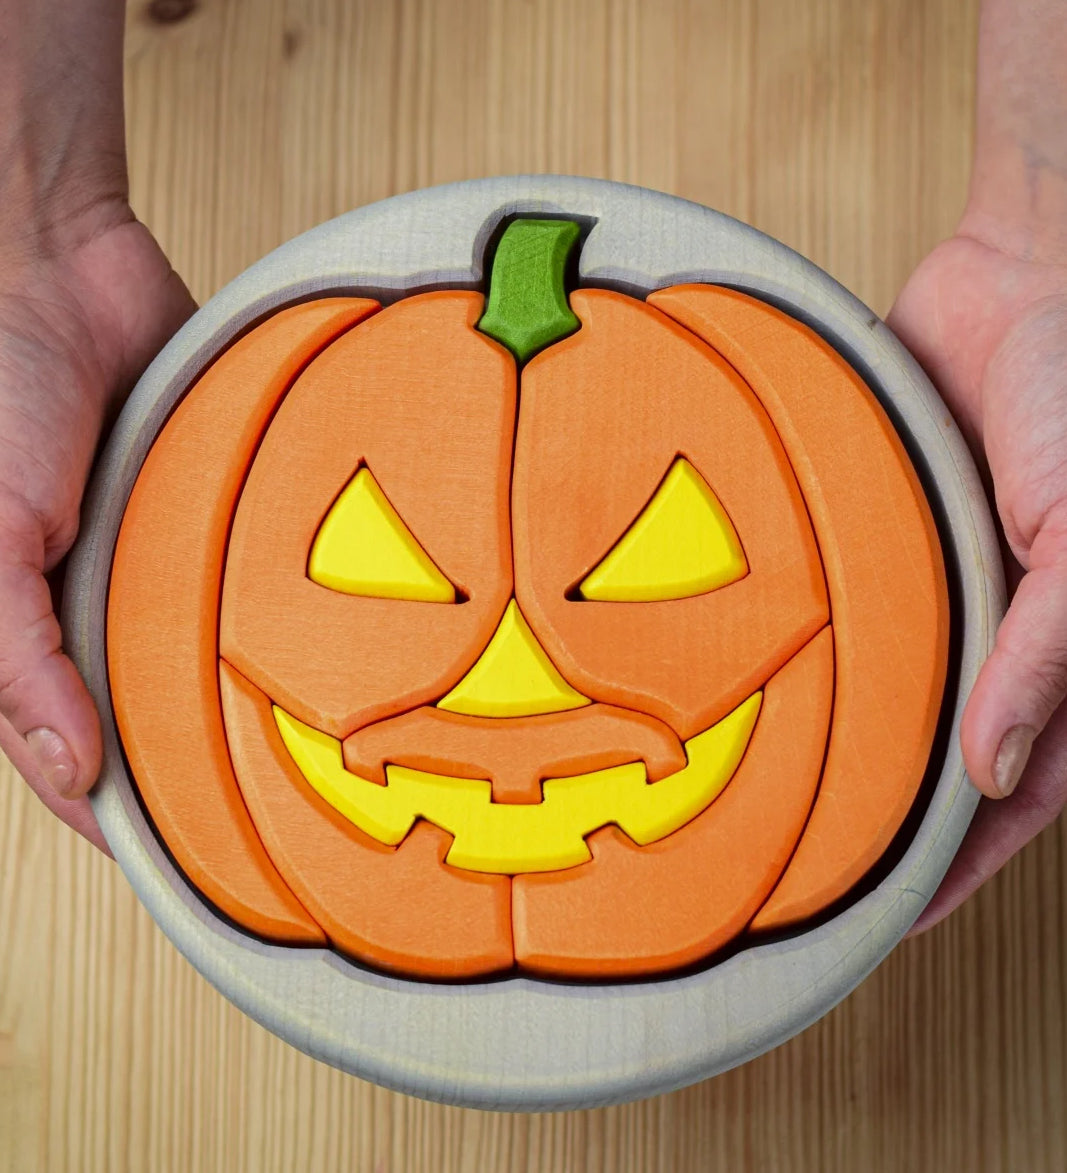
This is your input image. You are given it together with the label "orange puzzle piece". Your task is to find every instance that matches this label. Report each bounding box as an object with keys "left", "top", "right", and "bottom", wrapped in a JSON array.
[
  {"left": 220, "top": 291, "right": 516, "bottom": 739},
  {"left": 648, "top": 285, "right": 949, "bottom": 928},
  {"left": 342, "top": 703, "right": 688, "bottom": 804},
  {"left": 108, "top": 298, "right": 378, "bottom": 942},
  {"left": 512, "top": 629, "right": 834, "bottom": 978},
  {"left": 513, "top": 288, "right": 829, "bottom": 741},
  {"left": 219, "top": 662, "right": 513, "bottom": 978}
]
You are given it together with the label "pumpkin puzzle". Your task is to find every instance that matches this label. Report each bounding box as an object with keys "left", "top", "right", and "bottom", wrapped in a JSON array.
[{"left": 105, "top": 217, "right": 949, "bottom": 982}]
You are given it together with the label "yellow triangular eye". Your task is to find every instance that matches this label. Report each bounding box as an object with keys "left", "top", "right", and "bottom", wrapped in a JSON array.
[
  {"left": 308, "top": 467, "right": 456, "bottom": 602},
  {"left": 578, "top": 459, "right": 747, "bottom": 602}
]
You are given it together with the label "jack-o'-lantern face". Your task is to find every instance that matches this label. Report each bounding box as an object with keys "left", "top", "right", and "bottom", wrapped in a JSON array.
[{"left": 107, "top": 220, "right": 949, "bottom": 980}]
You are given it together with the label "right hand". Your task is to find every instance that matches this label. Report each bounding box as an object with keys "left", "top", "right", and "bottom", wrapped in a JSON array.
[
  {"left": 888, "top": 231, "right": 1067, "bottom": 932},
  {"left": 0, "top": 202, "right": 195, "bottom": 850}
]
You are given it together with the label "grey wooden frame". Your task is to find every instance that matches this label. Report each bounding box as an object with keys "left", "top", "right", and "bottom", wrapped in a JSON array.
[{"left": 63, "top": 176, "right": 1004, "bottom": 1111}]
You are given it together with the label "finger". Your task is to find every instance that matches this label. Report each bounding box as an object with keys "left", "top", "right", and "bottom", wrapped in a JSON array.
[
  {"left": 39, "top": 790, "right": 110, "bottom": 854},
  {"left": 0, "top": 530, "right": 102, "bottom": 800},
  {"left": 908, "top": 699, "right": 1067, "bottom": 934},
  {"left": 960, "top": 555, "right": 1067, "bottom": 798},
  {"left": 2, "top": 724, "right": 110, "bottom": 854}
]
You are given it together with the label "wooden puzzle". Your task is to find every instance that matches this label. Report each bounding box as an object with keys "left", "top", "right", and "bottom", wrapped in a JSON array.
[{"left": 66, "top": 177, "right": 1003, "bottom": 1109}]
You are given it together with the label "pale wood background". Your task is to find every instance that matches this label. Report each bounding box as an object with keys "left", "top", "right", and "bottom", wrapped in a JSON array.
[{"left": 3, "top": 0, "right": 1065, "bottom": 1170}]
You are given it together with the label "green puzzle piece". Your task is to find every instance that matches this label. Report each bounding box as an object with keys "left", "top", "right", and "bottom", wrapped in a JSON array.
[{"left": 477, "top": 219, "right": 581, "bottom": 363}]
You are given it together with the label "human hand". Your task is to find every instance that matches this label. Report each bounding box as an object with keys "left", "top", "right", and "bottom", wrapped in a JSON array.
[
  {"left": 0, "top": 206, "right": 195, "bottom": 850},
  {"left": 887, "top": 231, "right": 1067, "bottom": 931}
]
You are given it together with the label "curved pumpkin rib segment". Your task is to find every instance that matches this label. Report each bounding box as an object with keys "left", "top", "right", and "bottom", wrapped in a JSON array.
[
  {"left": 511, "top": 629, "right": 834, "bottom": 978},
  {"left": 650, "top": 285, "right": 950, "bottom": 929},
  {"left": 220, "top": 291, "right": 516, "bottom": 739},
  {"left": 108, "top": 299, "right": 379, "bottom": 942},
  {"left": 512, "top": 289, "right": 828, "bottom": 742},
  {"left": 219, "top": 662, "right": 514, "bottom": 979}
]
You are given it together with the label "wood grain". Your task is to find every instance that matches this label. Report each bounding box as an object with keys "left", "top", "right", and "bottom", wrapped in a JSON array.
[{"left": 6, "top": 0, "right": 1066, "bottom": 1169}]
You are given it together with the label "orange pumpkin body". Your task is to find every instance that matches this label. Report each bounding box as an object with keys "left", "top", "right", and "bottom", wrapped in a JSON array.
[{"left": 107, "top": 279, "right": 948, "bottom": 980}]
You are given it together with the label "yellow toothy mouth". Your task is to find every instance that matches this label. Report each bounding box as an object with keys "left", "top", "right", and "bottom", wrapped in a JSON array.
[{"left": 273, "top": 692, "right": 762, "bottom": 874}]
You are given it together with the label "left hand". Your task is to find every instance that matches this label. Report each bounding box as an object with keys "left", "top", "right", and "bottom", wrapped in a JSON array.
[
  {"left": 0, "top": 204, "right": 195, "bottom": 851},
  {"left": 887, "top": 230, "right": 1067, "bottom": 931}
]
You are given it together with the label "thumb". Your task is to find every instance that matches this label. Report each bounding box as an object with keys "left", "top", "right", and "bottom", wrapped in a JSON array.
[
  {"left": 961, "top": 543, "right": 1067, "bottom": 799},
  {"left": 0, "top": 518, "right": 102, "bottom": 800}
]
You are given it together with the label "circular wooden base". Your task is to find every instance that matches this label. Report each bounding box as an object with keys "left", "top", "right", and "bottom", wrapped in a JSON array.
[{"left": 64, "top": 176, "right": 1003, "bottom": 1110}]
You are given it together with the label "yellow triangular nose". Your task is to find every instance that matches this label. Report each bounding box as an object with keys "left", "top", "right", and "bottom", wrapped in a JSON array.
[{"left": 436, "top": 600, "right": 590, "bottom": 718}]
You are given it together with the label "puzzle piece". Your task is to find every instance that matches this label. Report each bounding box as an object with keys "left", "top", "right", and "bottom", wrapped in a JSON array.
[
  {"left": 342, "top": 702, "right": 688, "bottom": 803},
  {"left": 512, "top": 628, "right": 833, "bottom": 978},
  {"left": 436, "top": 599, "right": 590, "bottom": 718},
  {"left": 107, "top": 299, "right": 379, "bottom": 942},
  {"left": 274, "top": 689, "right": 759, "bottom": 874},
  {"left": 648, "top": 285, "right": 949, "bottom": 928},
  {"left": 578, "top": 457, "right": 748, "bottom": 601},
  {"left": 476, "top": 219, "right": 581, "bottom": 362},
  {"left": 512, "top": 287, "right": 829, "bottom": 742},
  {"left": 220, "top": 291, "right": 517, "bottom": 739},
  {"left": 219, "top": 661, "right": 513, "bottom": 978},
  {"left": 308, "top": 466, "right": 458, "bottom": 602}
]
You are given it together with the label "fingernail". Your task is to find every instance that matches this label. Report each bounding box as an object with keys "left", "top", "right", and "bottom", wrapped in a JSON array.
[
  {"left": 25, "top": 727, "right": 78, "bottom": 796},
  {"left": 992, "top": 724, "right": 1036, "bottom": 797}
]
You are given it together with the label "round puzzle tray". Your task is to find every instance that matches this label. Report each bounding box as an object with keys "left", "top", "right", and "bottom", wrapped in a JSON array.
[{"left": 64, "top": 176, "right": 1004, "bottom": 1110}]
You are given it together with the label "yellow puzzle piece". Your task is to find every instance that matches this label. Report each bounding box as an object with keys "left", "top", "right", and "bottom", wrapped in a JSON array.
[
  {"left": 308, "top": 466, "right": 456, "bottom": 602},
  {"left": 273, "top": 692, "right": 761, "bottom": 873},
  {"left": 580, "top": 457, "right": 748, "bottom": 601}
]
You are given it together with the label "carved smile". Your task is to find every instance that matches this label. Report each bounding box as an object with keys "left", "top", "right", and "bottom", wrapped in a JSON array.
[{"left": 273, "top": 692, "right": 762, "bottom": 874}]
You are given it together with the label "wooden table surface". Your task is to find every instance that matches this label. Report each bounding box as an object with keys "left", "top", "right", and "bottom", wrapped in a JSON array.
[{"left": 3, "top": 1, "right": 1066, "bottom": 1169}]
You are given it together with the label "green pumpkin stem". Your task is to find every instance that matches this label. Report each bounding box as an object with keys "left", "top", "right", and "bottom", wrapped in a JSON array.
[{"left": 477, "top": 219, "right": 581, "bottom": 363}]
